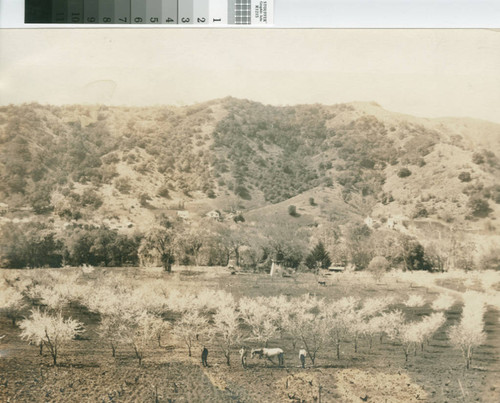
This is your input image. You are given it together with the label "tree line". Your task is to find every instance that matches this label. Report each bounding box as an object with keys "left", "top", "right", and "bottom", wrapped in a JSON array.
[{"left": 2, "top": 217, "right": 481, "bottom": 273}]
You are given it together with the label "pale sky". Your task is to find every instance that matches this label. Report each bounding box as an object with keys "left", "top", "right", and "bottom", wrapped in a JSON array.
[{"left": 1, "top": 29, "right": 499, "bottom": 123}]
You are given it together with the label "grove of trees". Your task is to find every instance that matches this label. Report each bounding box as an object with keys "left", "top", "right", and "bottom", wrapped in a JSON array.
[{"left": 2, "top": 269, "right": 489, "bottom": 372}]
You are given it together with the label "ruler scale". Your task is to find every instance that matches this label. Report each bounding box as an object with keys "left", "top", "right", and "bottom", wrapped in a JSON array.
[
  {"left": 52, "top": 0, "right": 67, "bottom": 23},
  {"left": 209, "top": 0, "right": 227, "bottom": 24},
  {"left": 68, "top": 0, "right": 84, "bottom": 23},
  {"left": 114, "top": 0, "right": 131, "bottom": 23},
  {"left": 98, "top": 0, "right": 114, "bottom": 24},
  {"left": 84, "top": 0, "right": 99, "bottom": 23},
  {"left": 161, "top": 0, "right": 178, "bottom": 24},
  {"left": 25, "top": 0, "right": 52, "bottom": 23},
  {"left": 25, "top": 0, "right": 273, "bottom": 25},
  {"left": 131, "top": 0, "right": 147, "bottom": 24},
  {"left": 193, "top": 0, "right": 209, "bottom": 25},
  {"left": 146, "top": 0, "right": 162, "bottom": 24},
  {"left": 179, "top": 0, "right": 194, "bottom": 25}
]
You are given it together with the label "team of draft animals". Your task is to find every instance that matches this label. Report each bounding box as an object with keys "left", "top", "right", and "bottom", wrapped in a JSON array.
[{"left": 201, "top": 346, "right": 303, "bottom": 368}]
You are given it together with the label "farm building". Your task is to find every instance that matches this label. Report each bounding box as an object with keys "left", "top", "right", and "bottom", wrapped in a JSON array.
[
  {"left": 206, "top": 210, "right": 222, "bottom": 221},
  {"left": 177, "top": 210, "right": 189, "bottom": 220}
]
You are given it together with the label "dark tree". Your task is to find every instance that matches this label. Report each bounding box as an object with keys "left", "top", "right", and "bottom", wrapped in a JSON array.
[{"left": 305, "top": 241, "right": 331, "bottom": 270}]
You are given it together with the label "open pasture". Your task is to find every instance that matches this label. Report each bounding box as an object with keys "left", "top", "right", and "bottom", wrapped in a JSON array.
[{"left": 1, "top": 266, "right": 500, "bottom": 402}]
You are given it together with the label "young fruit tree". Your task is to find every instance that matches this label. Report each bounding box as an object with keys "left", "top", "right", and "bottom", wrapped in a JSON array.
[
  {"left": 418, "top": 312, "right": 446, "bottom": 352},
  {"left": 266, "top": 295, "right": 293, "bottom": 341},
  {"left": 0, "top": 286, "right": 26, "bottom": 326},
  {"left": 295, "top": 310, "right": 328, "bottom": 366},
  {"left": 361, "top": 315, "right": 385, "bottom": 350},
  {"left": 280, "top": 300, "right": 305, "bottom": 350},
  {"left": 396, "top": 312, "right": 446, "bottom": 361},
  {"left": 289, "top": 295, "right": 327, "bottom": 366},
  {"left": 404, "top": 294, "right": 426, "bottom": 308},
  {"left": 448, "top": 294, "right": 487, "bottom": 369},
  {"left": 19, "top": 308, "right": 84, "bottom": 366},
  {"left": 239, "top": 297, "right": 279, "bottom": 346},
  {"left": 98, "top": 313, "right": 132, "bottom": 358},
  {"left": 431, "top": 294, "right": 455, "bottom": 311},
  {"left": 124, "top": 311, "right": 165, "bottom": 366},
  {"left": 357, "top": 297, "right": 394, "bottom": 350},
  {"left": 379, "top": 309, "right": 406, "bottom": 344},
  {"left": 172, "top": 309, "right": 209, "bottom": 356},
  {"left": 212, "top": 303, "right": 241, "bottom": 366},
  {"left": 326, "top": 297, "right": 358, "bottom": 359},
  {"left": 397, "top": 321, "right": 422, "bottom": 362}
]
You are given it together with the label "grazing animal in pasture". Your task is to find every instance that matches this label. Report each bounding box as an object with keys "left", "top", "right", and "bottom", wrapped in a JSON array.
[
  {"left": 251, "top": 347, "right": 285, "bottom": 366},
  {"left": 201, "top": 347, "right": 209, "bottom": 367},
  {"left": 239, "top": 347, "right": 248, "bottom": 368},
  {"left": 299, "top": 348, "right": 307, "bottom": 368}
]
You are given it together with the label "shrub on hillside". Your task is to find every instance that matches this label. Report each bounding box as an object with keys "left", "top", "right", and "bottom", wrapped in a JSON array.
[
  {"left": 114, "top": 177, "right": 132, "bottom": 194},
  {"left": 157, "top": 185, "right": 170, "bottom": 198},
  {"left": 458, "top": 171, "right": 472, "bottom": 182},
  {"left": 397, "top": 168, "right": 412, "bottom": 178},
  {"left": 479, "top": 247, "right": 500, "bottom": 271},
  {"left": 233, "top": 213, "right": 245, "bottom": 223},
  {"left": 467, "top": 197, "right": 491, "bottom": 218},
  {"left": 472, "top": 152, "right": 485, "bottom": 164},
  {"left": 411, "top": 203, "right": 428, "bottom": 219}
]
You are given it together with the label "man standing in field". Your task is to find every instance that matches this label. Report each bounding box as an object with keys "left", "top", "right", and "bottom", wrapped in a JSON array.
[
  {"left": 239, "top": 347, "right": 248, "bottom": 368},
  {"left": 299, "top": 348, "right": 307, "bottom": 368},
  {"left": 201, "top": 347, "right": 209, "bottom": 367}
]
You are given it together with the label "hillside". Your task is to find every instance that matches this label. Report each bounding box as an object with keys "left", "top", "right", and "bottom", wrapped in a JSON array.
[{"left": 0, "top": 98, "right": 499, "bottom": 269}]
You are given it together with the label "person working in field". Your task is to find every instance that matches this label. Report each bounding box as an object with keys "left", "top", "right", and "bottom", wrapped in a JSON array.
[
  {"left": 201, "top": 347, "right": 208, "bottom": 367},
  {"left": 299, "top": 348, "right": 307, "bottom": 368},
  {"left": 239, "top": 347, "right": 248, "bottom": 368}
]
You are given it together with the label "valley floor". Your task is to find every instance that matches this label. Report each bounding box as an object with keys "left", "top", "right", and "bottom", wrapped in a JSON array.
[{"left": 1, "top": 267, "right": 499, "bottom": 402}]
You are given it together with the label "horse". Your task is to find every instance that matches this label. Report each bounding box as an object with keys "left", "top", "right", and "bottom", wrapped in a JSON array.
[{"left": 251, "top": 347, "right": 284, "bottom": 366}]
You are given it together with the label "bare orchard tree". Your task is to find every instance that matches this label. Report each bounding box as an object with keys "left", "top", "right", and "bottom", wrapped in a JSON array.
[
  {"left": 124, "top": 311, "right": 165, "bottom": 366},
  {"left": 212, "top": 303, "right": 242, "bottom": 366},
  {"left": 0, "top": 286, "right": 26, "bottom": 326},
  {"left": 290, "top": 295, "right": 327, "bottom": 366},
  {"left": 98, "top": 312, "right": 132, "bottom": 358},
  {"left": 239, "top": 297, "right": 279, "bottom": 347},
  {"left": 325, "top": 297, "right": 358, "bottom": 359},
  {"left": 352, "top": 297, "right": 393, "bottom": 353},
  {"left": 295, "top": 310, "right": 328, "bottom": 367},
  {"left": 172, "top": 309, "right": 209, "bottom": 356},
  {"left": 19, "top": 308, "right": 84, "bottom": 366},
  {"left": 448, "top": 292, "right": 487, "bottom": 369}
]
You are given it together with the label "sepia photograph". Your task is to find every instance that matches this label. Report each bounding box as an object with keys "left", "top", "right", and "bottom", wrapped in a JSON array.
[{"left": 0, "top": 28, "right": 500, "bottom": 402}]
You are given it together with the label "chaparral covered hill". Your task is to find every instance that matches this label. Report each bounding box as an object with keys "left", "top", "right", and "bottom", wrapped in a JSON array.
[{"left": 0, "top": 98, "right": 499, "bottom": 269}]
